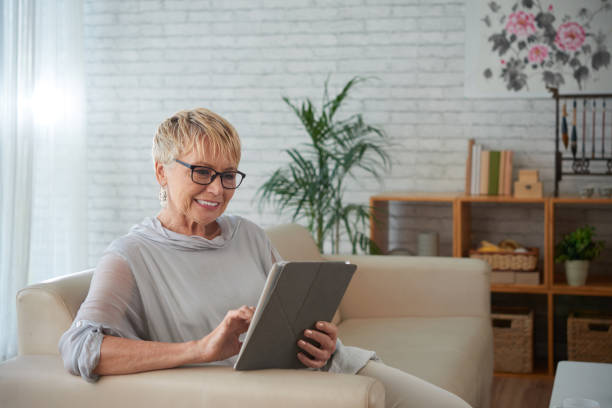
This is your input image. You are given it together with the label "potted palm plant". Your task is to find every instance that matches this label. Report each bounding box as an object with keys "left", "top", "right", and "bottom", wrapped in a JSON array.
[
  {"left": 554, "top": 225, "right": 605, "bottom": 286},
  {"left": 257, "top": 76, "right": 390, "bottom": 254}
]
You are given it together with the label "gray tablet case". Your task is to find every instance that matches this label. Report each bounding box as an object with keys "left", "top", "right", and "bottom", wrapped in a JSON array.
[{"left": 234, "top": 261, "right": 356, "bottom": 370}]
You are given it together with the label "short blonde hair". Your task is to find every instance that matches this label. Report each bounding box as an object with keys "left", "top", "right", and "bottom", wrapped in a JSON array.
[{"left": 152, "top": 108, "right": 241, "bottom": 166}]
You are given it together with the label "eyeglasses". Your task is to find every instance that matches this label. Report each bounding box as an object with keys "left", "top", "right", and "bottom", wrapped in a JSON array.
[{"left": 175, "top": 159, "right": 246, "bottom": 189}]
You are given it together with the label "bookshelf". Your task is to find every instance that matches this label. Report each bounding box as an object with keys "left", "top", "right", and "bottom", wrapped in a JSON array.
[{"left": 369, "top": 193, "right": 612, "bottom": 378}]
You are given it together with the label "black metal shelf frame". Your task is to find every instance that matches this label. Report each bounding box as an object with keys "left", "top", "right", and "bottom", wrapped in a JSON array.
[{"left": 549, "top": 88, "right": 612, "bottom": 196}]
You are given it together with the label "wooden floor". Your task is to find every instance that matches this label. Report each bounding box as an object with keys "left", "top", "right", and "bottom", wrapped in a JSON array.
[{"left": 491, "top": 376, "right": 554, "bottom": 408}]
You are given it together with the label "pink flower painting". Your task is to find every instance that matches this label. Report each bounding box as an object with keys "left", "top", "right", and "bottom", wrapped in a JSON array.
[
  {"left": 505, "top": 11, "right": 536, "bottom": 37},
  {"left": 483, "top": 0, "right": 611, "bottom": 91},
  {"left": 528, "top": 45, "right": 549, "bottom": 63},
  {"left": 555, "top": 22, "right": 586, "bottom": 51}
]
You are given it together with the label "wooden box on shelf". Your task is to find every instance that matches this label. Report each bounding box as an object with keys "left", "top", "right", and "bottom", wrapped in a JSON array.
[
  {"left": 492, "top": 307, "right": 534, "bottom": 373},
  {"left": 491, "top": 270, "right": 540, "bottom": 285},
  {"left": 491, "top": 270, "right": 514, "bottom": 284},
  {"left": 567, "top": 312, "right": 612, "bottom": 363},
  {"left": 514, "top": 271, "right": 540, "bottom": 285},
  {"left": 514, "top": 169, "right": 542, "bottom": 198}
]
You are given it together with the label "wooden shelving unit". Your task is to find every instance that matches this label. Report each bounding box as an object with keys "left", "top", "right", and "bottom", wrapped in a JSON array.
[
  {"left": 493, "top": 359, "right": 550, "bottom": 379},
  {"left": 550, "top": 197, "right": 612, "bottom": 295},
  {"left": 370, "top": 193, "right": 612, "bottom": 378}
]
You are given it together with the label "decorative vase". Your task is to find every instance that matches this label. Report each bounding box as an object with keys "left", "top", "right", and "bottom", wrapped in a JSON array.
[
  {"left": 565, "top": 260, "right": 589, "bottom": 286},
  {"left": 417, "top": 232, "right": 439, "bottom": 256}
]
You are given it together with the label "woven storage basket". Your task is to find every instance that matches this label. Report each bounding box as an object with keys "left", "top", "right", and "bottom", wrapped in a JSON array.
[
  {"left": 469, "top": 247, "right": 538, "bottom": 271},
  {"left": 492, "top": 307, "right": 533, "bottom": 373},
  {"left": 567, "top": 312, "right": 612, "bottom": 363}
]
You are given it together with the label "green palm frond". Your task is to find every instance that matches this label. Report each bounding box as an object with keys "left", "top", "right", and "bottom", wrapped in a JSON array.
[
  {"left": 257, "top": 76, "right": 391, "bottom": 254},
  {"left": 324, "top": 76, "right": 365, "bottom": 121}
]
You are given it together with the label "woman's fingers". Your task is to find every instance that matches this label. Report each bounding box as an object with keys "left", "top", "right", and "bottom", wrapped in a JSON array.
[
  {"left": 314, "top": 321, "right": 338, "bottom": 340},
  {"left": 297, "top": 351, "right": 327, "bottom": 369},
  {"left": 302, "top": 328, "right": 335, "bottom": 352},
  {"left": 297, "top": 338, "right": 331, "bottom": 362},
  {"left": 296, "top": 322, "right": 338, "bottom": 368},
  {"left": 234, "top": 305, "right": 254, "bottom": 317},
  {"left": 198, "top": 306, "right": 256, "bottom": 363},
  {"left": 224, "top": 306, "right": 255, "bottom": 331},
  {"left": 237, "top": 305, "right": 255, "bottom": 322}
]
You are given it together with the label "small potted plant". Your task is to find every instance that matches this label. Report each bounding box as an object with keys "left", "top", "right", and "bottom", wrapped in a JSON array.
[{"left": 555, "top": 225, "right": 605, "bottom": 286}]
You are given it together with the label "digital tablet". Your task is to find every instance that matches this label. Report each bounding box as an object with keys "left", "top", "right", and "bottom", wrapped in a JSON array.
[{"left": 234, "top": 261, "right": 356, "bottom": 370}]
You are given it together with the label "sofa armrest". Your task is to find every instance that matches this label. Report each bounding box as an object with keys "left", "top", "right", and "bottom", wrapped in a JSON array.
[
  {"left": 324, "top": 255, "right": 490, "bottom": 319},
  {"left": 17, "top": 270, "right": 93, "bottom": 355},
  {"left": 0, "top": 355, "right": 385, "bottom": 408}
]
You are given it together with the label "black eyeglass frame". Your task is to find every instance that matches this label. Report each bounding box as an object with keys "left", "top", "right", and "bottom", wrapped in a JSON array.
[{"left": 175, "top": 159, "right": 246, "bottom": 189}]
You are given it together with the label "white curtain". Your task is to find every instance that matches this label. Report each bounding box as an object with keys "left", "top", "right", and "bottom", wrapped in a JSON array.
[{"left": 1, "top": 0, "right": 87, "bottom": 362}]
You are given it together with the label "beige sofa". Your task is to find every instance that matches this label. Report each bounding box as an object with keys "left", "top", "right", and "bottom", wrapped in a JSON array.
[{"left": 0, "top": 223, "right": 493, "bottom": 408}]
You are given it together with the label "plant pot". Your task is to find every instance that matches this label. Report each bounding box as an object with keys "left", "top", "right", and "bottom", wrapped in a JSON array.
[{"left": 565, "top": 260, "right": 589, "bottom": 286}]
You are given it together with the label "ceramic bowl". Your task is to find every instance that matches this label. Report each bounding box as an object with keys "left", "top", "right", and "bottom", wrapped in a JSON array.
[
  {"left": 386, "top": 248, "right": 414, "bottom": 256},
  {"left": 598, "top": 187, "right": 612, "bottom": 198},
  {"left": 579, "top": 186, "right": 594, "bottom": 198},
  {"left": 559, "top": 397, "right": 600, "bottom": 408}
]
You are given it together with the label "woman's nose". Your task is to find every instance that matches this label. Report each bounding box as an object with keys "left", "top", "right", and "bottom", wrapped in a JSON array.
[{"left": 206, "top": 175, "right": 224, "bottom": 194}]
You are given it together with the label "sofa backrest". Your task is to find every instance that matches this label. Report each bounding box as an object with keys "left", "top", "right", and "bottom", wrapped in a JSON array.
[
  {"left": 265, "top": 223, "right": 323, "bottom": 261},
  {"left": 329, "top": 254, "right": 491, "bottom": 319}
]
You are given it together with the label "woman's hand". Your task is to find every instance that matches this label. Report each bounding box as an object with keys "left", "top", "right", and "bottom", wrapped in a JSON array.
[
  {"left": 196, "top": 305, "right": 254, "bottom": 363},
  {"left": 297, "top": 321, "right": 338, "bottom": 369}
]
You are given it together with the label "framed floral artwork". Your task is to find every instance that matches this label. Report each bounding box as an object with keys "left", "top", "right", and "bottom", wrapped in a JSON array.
[{"left": 465, "top": 0, "right": 612, "bottom": 97}]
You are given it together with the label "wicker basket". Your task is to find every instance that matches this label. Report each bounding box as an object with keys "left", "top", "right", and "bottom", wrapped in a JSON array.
[
  {"left": 469, "top": 247, "right": 538, "bottom": 271},
  {"left": 567, "top": 312, "right": 612, "bottom": 363},
  {"left": 492, "top": 307, "right": 533, "bottom": 373}
]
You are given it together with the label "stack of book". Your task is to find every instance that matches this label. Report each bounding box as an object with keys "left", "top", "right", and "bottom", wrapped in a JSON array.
[{"left": 465, "top": 140, "right": 513, "bottom": 196}]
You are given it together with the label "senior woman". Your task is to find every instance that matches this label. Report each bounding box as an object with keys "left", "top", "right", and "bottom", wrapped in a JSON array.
[{"left": 59, "top": 108, "right": 470, "bottom": 408}]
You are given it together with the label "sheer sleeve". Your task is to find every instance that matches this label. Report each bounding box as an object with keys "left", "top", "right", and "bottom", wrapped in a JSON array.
[{"left": 58, "top": 252, "right": 146, "bottom": 382}]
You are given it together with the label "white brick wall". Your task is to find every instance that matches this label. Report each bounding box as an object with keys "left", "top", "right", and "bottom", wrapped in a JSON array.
[{"left": 83, "top": 0, "right": 609, "bottom": 264}]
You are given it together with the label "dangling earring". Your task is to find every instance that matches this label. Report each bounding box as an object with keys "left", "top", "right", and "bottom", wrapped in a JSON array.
[{"left": 159, "top": 186, "right": 168, "bottom": 208}]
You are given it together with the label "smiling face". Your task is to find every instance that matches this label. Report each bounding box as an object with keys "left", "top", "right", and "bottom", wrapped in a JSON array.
[
  {"left": 152, "top": 108, "right": 242, "bottom": 238},
  {"left": 156, "top": 146, "right": 237, "bottom": 238}
]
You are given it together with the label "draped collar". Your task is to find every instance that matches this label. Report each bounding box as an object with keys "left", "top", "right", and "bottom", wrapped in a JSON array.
[{"left": 130, "top": 215, "right": 240, "bottom": 250}]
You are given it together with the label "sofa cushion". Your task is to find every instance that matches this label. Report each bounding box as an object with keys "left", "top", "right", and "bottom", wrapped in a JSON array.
[
  {"left": 338, "top": 316, "right": 492, "bottom": 408},
  {"left": 0, "top": 355, "right": 385, "bottom": 408}
]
